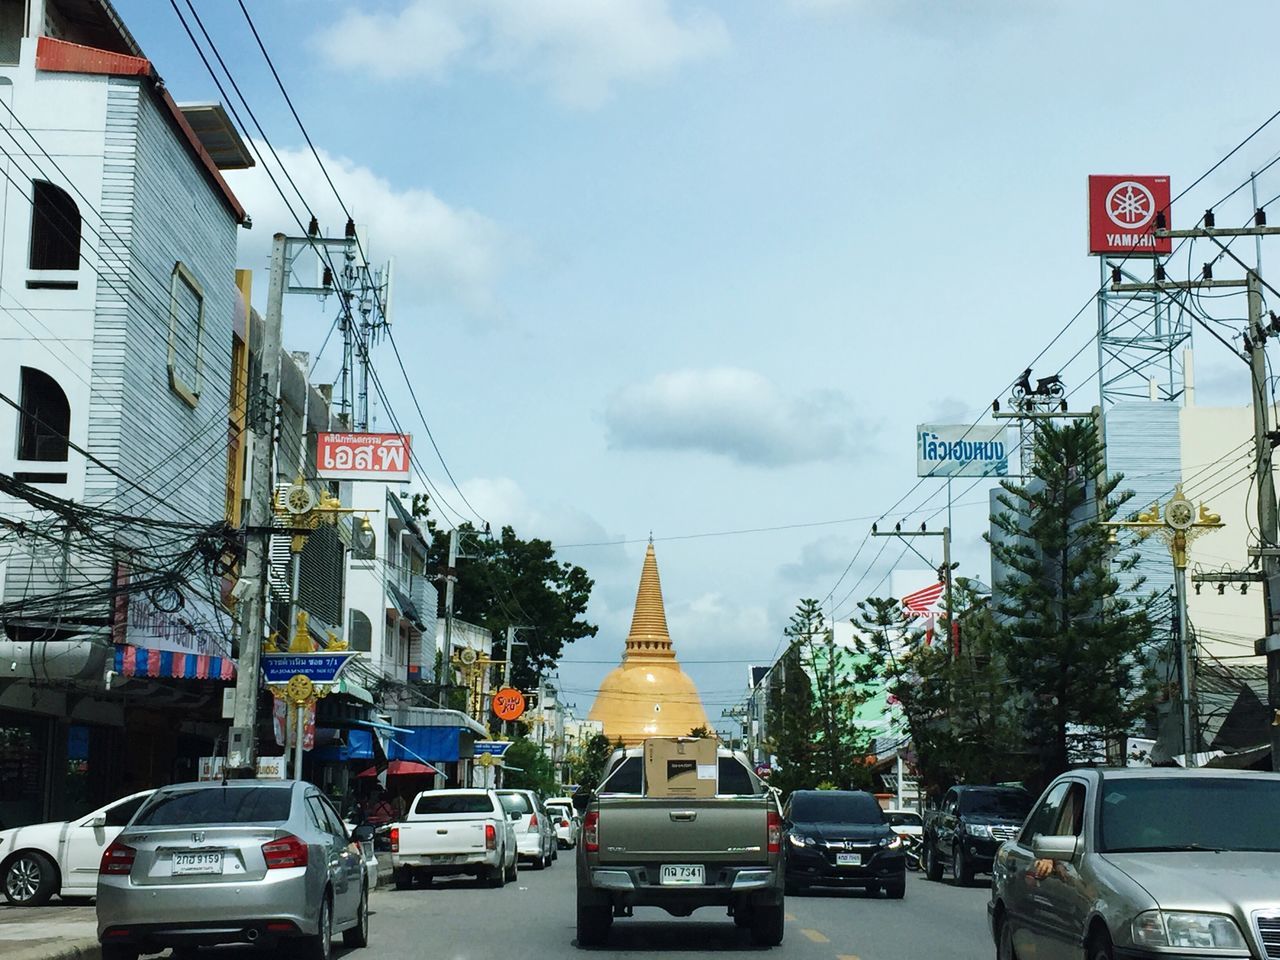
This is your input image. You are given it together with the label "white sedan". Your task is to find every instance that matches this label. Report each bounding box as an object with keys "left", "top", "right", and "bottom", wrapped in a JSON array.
[
  {"left": 0, "top": 790, "right": 153, "bottom": 905},
  {"left": 547, "top": 803, "right": 579, "bottom": 849}
]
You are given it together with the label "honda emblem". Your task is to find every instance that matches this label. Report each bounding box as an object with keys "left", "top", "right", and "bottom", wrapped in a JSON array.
[{"left": 192, "top": 832, "right": 205, "bottom": 844}]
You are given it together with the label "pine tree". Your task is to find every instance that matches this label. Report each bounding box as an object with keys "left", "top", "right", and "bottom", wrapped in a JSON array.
[{"left": 988, "top": 419, "right": 1154, "bottom": 790}]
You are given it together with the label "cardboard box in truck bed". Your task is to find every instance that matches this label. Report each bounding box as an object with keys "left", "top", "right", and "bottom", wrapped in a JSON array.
[{"left": 644, "top": 737, "right": 718, "bottom": 797}]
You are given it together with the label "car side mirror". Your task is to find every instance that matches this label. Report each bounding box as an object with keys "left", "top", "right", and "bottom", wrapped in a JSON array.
[
  {"left": 1031, "top": 834, "right": 1080, "bottom": 862},
  {"left": 351, "top": 824, "right": 376, "bottom": 843},
  {"left": 89, "top": 814, "right": 107, "bottom": 828},
  {"left": 572, "top": 793, "right": 591, "bottom": 814}
]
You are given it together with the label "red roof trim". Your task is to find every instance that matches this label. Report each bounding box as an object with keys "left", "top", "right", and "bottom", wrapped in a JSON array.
[{"left": 35, "top": 37, "right": 247, "bottom": 225}]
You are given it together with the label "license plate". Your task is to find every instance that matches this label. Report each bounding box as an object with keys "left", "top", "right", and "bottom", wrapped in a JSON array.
[
  {"left": 173, "top": 851, "right": 223, "bottom": 876},
  {"left": 835, "top": 852, "right": 862, "bottom": 866},
  {"left": 659, "top": 864, "right": 705, "bottom": 885}
]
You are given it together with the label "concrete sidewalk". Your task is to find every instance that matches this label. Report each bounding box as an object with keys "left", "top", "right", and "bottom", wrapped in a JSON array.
[{"left": 0, "top": 902, "right": 99, "bottom": 960}]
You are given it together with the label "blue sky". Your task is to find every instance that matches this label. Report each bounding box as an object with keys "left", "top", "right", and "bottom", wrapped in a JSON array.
[{"left": 116, "top": 0, "right": 1280, "bottom": 729}]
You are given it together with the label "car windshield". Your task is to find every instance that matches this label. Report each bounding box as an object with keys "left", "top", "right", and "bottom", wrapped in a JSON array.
[
  {"left": 134, "top": 787, "right": 292, "bottom": 826},
  {"left": 887, "top": 811, "right": 922, "bottom": 828},
  {"left": 414, "top": 794, "right": 494, "bottom": 815},
  {"left": 499, "top": 793, "right": 533, "bottom": 815},
  {"left": 1101, "top": 777, "right": 1280, "bottom": 852},
  {"left": 791, "top": 792, "right": 884, "bottom": 824},
  {"left": 960, "top": 791, "right": 1032, "bottom": 819}
]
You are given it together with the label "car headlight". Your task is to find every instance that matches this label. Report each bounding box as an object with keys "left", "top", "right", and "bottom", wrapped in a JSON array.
[
  {"left": 966, "top": 824, "right": 993, "bottom": 839},
  {"left": 879, "top": 835, "right": 903, "bottom": 850},
  {"left": 1132, "top": 911, "right": 1249, "bottom": 952},
  {"left": 787, "top": 833, "right": 815, "bottom": 848}
]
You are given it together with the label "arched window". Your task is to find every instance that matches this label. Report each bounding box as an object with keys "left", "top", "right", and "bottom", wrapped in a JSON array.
[
  {"left": 30, "top": 180, "right": 81, "bottom": 271},
  {"left": 348, "top": 609, "right": 372, "bottom": 653},
  {"left": 17, "top": 366, "right": 69, "bottom": 462}
]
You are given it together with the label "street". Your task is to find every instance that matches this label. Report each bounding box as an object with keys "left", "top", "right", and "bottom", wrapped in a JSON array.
[{"left": 368, "top": 866, "right": 993, "bottom": 960}]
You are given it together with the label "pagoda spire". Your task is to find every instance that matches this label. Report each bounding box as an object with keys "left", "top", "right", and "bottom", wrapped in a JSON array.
[{"left": 624, "top": 542, "right": 675, "bottom": 659}]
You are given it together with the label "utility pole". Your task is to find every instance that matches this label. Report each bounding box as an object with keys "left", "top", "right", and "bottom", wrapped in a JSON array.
[
  {"left": 439, "top": 528, "right": 458, "bottom": 684},
  {"left": 228, "top": 234, "right": 286, "bottom": 772},
  {"left": 871, "top": 524, "right": 953, "bottom": 652}
]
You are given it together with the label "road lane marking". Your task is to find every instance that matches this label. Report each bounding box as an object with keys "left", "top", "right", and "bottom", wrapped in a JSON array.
[
  {"left": 838, "top": 955, "right": 861, "bottom": 960},
  {"left": 785, "top": 912, "right": 797, "bottom": 921},
  {"left": 800, "top": 929, "right": 829, "bottom": 943}
]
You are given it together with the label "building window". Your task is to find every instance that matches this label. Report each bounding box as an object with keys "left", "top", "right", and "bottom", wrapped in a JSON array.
[
  {"left": 29, "top": 180, "right": 81, "bottom": 271},
  {"left": 348, "top": 609, "right": 372, "bottom": 653},
  {"left": 167, "top": 262, "right": 204, "bottom": 407},
  {"left": 17, "top": 366, "right": 69, "bottom": 461},
  {"left": 0, "top": 0, "right": 23, "bottom": 65}
]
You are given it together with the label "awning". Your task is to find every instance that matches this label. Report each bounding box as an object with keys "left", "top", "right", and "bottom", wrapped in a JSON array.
[
  {"left": 387, "top": 582, "right": 423, "bottom": 627},
  {"left": 0, "top": 633, "right": 111, "bottom": 681},
  {"left": 114, "top": 643, "right": 235, "bottom": 680},
  {"left": 356, "top": 760, "right": 440, "bottom": 778},
  {"left": 389, "top": 727, "right": 465, "bottom": 763},
  {"left": 332, "top": 677, "right": 374, "bottom": 705},
  {"left": 311, "top": 728, "right": 378, "bottom": 762}
]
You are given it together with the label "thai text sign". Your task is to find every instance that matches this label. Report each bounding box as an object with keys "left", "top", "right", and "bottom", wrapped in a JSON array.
[
  {"left": 317, "top": 432, "right": 411, "bottom": 481},
  {"left": 112, "top": 567, "right": 233, "bottom": 659},
  {"left": 492, "top": 687, "right": 527, "bottom": 722},
  {"left": 917, "top": 424, "right": 1009, "bottom": 478},
  {"left": 1088, "top": 175, "right": 1172, "bottom": 256},
  {"left": 473, "top": 740, "right": 514, "bottom": 757},
  {"left": 262, "top": 652, "right": 358, "bottom": 685}
]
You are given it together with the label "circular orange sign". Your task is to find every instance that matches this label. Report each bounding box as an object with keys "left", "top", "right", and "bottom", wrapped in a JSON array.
[{"left": 492, "top": 687, "right": 527, "bottom": 722}]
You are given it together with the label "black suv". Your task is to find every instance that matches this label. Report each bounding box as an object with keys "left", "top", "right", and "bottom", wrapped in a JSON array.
[
  {"left": 782, "top": 790, "right": 906, "bottom": 898},
  {"left": 922, "top": 785, "right": 1032, "bottom": 885}
]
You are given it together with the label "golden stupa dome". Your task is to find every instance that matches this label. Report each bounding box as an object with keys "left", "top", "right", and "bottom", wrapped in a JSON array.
[{"left": 588, "top": 542, "right": 710, "bottom": 745}]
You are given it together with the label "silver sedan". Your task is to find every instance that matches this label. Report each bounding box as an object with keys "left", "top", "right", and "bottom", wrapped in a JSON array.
[
  {"left": 990, "top": 767, "right": 1280, "bottom": 960},
  {"left": 97, "top": 779, "right": 370, "bottom": 960}
]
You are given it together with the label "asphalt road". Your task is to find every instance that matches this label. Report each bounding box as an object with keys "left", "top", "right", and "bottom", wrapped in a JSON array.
[{"left": 362, "top": 858, "right": 995, "bottom": 960}]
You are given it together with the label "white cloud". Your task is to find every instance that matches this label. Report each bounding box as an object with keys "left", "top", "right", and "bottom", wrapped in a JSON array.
[
  {"left": 312, "top": 0, "right": 728, "bottom": 108},
  {"left": 454, "top": 476, "right": 626, "bottom": 555},
  {"left": 226, "top": 143, "right": 504, "bottom": 317},
  {"left": 604, "top": 367, "right": 874, "bottom": 467}
]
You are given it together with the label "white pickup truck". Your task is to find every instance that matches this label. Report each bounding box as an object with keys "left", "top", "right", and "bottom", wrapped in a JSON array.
[{"left": 390, "top": 788, "right": 518, "bottom": 889}]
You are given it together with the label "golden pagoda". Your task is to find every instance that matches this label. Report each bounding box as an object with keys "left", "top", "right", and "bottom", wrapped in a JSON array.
[{"left": 588, "top": 541, "right": 710, "bottom": 745}]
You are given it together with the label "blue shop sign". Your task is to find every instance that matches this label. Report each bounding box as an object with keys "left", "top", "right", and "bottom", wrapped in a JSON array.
[
  {"left": 263, "top": 652, "right": 359, "bottom": 684},
  {"left": 473, "top": 740, "right": 512, "bottom": 757}
]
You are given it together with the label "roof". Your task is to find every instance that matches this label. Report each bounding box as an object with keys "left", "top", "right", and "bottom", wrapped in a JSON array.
[
  {"left": 51, "top": 0, "right": 142, "bottom": 57},
  {"left": 177, "top": 103, "right": 256, "bottom": 170}
]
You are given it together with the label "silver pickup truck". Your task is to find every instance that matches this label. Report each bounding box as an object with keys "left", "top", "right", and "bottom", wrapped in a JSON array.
[{"left": 574, "top": 744, "right": 784, "bottom": 947}]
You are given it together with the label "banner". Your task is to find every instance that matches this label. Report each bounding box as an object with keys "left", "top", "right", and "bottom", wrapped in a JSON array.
[
  {"left": 1088, "top": 175, "right": 1171, "bottom": 256},
  {"left": 316, "top": 432, "right": 411, "bottom": 481},
  {"left": 916, "top": 424, "right": 1009, "bottom": 478}
]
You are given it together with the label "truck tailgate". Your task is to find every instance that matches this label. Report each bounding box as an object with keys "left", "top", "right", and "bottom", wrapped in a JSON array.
[
  {"left": 396, "top": 817, "right": 490, "bottom": 856},
  {"left": 596, "top": 797, "right": 770, "bottom": 864}
]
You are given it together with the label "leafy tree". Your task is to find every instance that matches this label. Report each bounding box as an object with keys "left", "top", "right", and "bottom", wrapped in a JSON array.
[
  {"left": 426, "top": 523, "right": 597, "bottom": 689},
  {"left": 571, "top": 732, "right": 614, "bottom": 794},
  {"left": 989, "top": 419, "right": 1154, "bottom": 791},
  {"left": 501, "top": 737, "right": 557, "bottom": 795},
  {"left": 688, "top": 725, "right": 712, "bottom": 739},
  {"left": 765, "top": 640, "right": 814, "bottom": 798}
]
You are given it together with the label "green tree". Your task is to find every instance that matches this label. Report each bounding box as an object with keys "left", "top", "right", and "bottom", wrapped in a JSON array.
[
  {"left": 501, "top": 737, "right": 557, "bottom": 795},
  {"left": 765, "top": 640, "right": 814, "bottom": 798},
  {"left": 427, "top": 523, "right": 597, "bottom": 689},
  {"left": 571, "top": 732, "right": 614, "bottom": 794},
  {"left": 989, "top": 419, "right": 1154, "bottom": 790},
  {"left": 688, "top": 725, "right": 712, "bottom": 739}
]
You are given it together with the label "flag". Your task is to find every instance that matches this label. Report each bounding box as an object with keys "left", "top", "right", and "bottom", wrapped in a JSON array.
[{"left": 901, "top": 581, "right": 944, "bottom": 616}]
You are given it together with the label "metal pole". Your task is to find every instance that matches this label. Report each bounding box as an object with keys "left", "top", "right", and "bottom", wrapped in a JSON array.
[
  {"left": 896, "top": 753, "right": 904, "bottom": 806},
  {"left": 502, "top": 625, "right": 514, "bottom": 738},
  {"left": 440, "top": 529, "right": 458, "bottom": 684},
  {"left": 288, "top": 552, "right": 301, "bottom": 647},
  {"left": 228, "top": 233, "right": 286, "bottom": 771},
  {"left": 294, "top": 702, "right": 305, "bottom": 780},
  {"left": 943, "top": 526, "right": 954, "bottom": 657},
  {"left": 1247, "top": 271, "right": 1280, "bottom": 772},
  {"left": 1174, "top": 565, "right": 1195, "bottom": 764}
]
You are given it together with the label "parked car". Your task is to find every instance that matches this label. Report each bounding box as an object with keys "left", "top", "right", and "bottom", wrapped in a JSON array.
[
  {"left": 389, "top": 789, "right": 517, "bottom": 888},
  {"left": 96, "top": 780, "right": 369, "bottom": 960},
  {"left": 0, "top": 790, "right": 153, "bottom": 906},
  {"left": 546, "top": 803, "right": 579, "bottom": 849},
  {"left": 990, "top": 768, "right": 1280, "bottom": 960},
  {"left": 575, "top": 741, "right": 785, "bottom": 947},
  {"left": 923, "top": 784, "right": 1032, "bottom": 885},
  {"left": 497, "top": 789, "right": 555, "bottom": 869},
  {"left": 885, "top": 808, "right": 923, "bottom": 872},
  {"left": 783, "top": 790, "right": 906, "bottom": 898}
]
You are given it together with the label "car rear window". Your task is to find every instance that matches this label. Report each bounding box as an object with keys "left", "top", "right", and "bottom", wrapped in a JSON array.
[
  {"left": 960, "top": 790, "right": 1032, "bottom": 819},
  {"left": 414, "top": 794, "right": 495, "bottom": 815},
  {"left": 886, "top": 811, "right": 922, "bottom": 828},
  {"left": 547, "top": 805, "right": 571, "bottom": 820},
  {"left": 499, "top": 792, "right": 533, "bottom": 815},
  {"left": 599, "top": 756, "right": 642, "bottom": 794},
  {"left": 791, "top": 792, "right": 884, "bottom": 824},
  {"left": 1101, "top": 777, "right": 1280, "bottom": 853},
  {"left": 134, "top": 787, "right": 292, "bottom": 826},
  {"left": 717, "top": 757, "right": 757, "bottom": 795}
]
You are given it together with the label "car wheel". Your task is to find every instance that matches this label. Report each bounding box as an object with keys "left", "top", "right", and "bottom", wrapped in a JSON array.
[
  {"left": 865, "top": 883, "right": 881, "bottom": 897},
  {"left": 530, "top": 853, "right": 544, "bottom": 871},
  {"left": 100, "top": 946, "right": 140, "bottom": 960},
  {"left": 953, "top": 845, "right": 974, "bottom": 886},
  {"left": 342, "top": 885, "right": 369, "bottom": 949},
  {"left": 997, "top": 914, "right": 1019, "bottom": 960},
  {"left": 506, "top": 855, "right": 518, "bottom": 883},
  {"left": 749, "top": 902, "right": 785, "bottom": 947},
  {"left": 733, "top": 910, "right": 752, "bottom": 928},
  {"left": 393, "top": 867, "right": 413, "bottom": 891},
  {"left": 1088, "top": 931, "right": 1114, "bottom": 960},
  {"left": 784, "top": 876, "right": 806, "bottom": 896},
  {"left": 299, "top": 895, "right": 332, "bottom": 960},
  {"left": 576, "top": 889, "right": 612, "bottom": 947},
  {"left": 3, "top": 851, "right": 57, "bottom": 906},
  {"left": 487, "top": 864, "right": 506, "bottom": 888},
  {"left": 924, "top": 841, "right": 943, "bottom": 882},
  {"left": 884, "top": 878, "right": 906, "bottom": 899}
]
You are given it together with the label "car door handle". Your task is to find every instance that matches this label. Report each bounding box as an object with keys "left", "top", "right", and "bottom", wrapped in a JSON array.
[{"left": 669, "top": 811, "right": 697, "bottom": 822}]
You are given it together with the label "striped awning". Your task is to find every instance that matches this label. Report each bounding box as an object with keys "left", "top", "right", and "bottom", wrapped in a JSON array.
[{"left": 114, "top": 644, "right": 235, "bottom": 680}]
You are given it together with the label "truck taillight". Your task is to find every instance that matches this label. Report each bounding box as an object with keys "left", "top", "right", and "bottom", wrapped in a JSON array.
[
  {"left": 561, "top": 819, "right": 569, "bottom": 828},
  {"left": 389, "top": 827, "right": 399, "bottom": 853},
  {"left": 528, "top": 813, "right": 539, "bottom": 833},
  {"left": 485, "top": 824, "right": 496, "bottom": 850},
  {"left": 583, "top": 811, "right": 600, "bottom": 852},
  {"left": 100, "top": 840, "right": 136, "bottom": 875},
  {"left": 262, "top": 835, "right": 309, "bottom": 869},
  {"left": 767, "top": 810, "right": 782, "bottom": 854}
]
